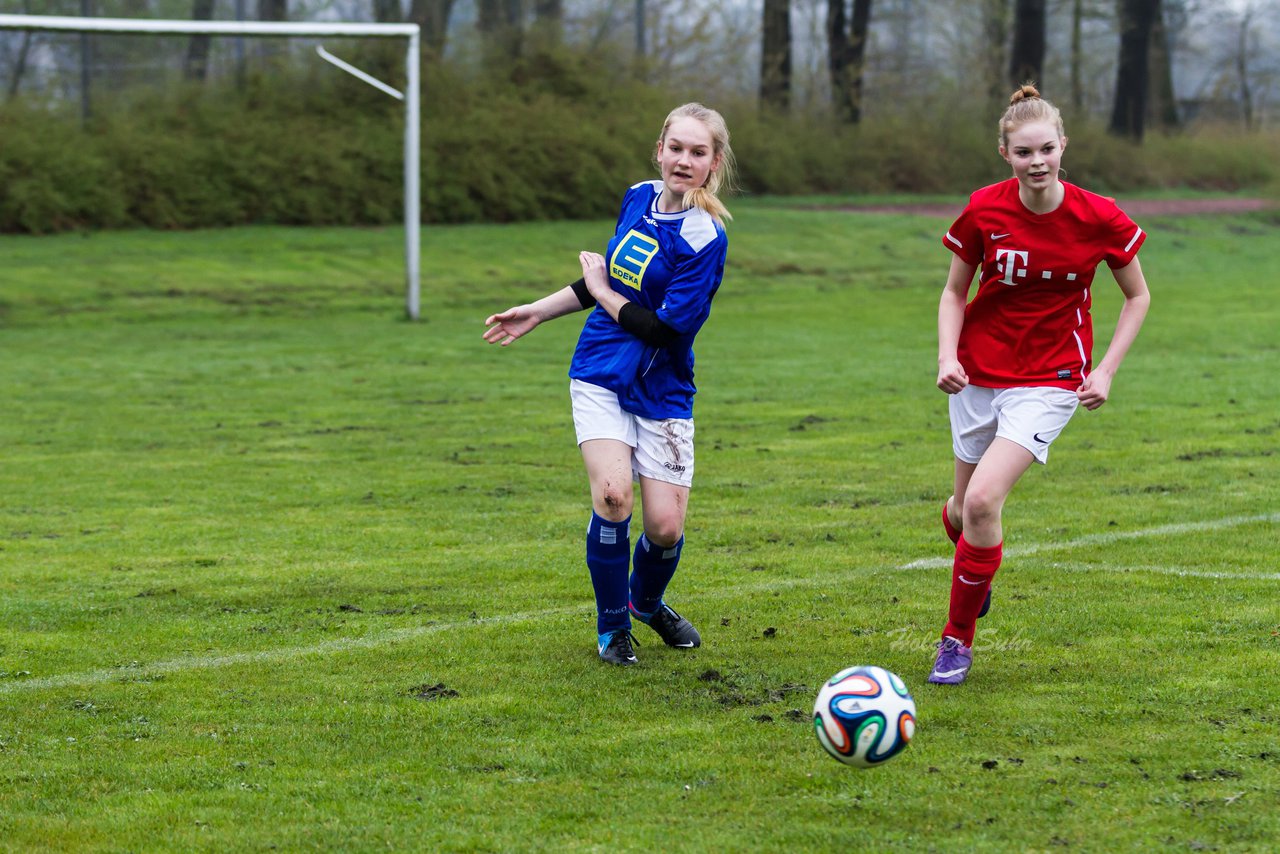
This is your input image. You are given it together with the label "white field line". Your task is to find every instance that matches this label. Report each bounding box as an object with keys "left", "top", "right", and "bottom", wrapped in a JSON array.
[
  {"left": 0, "top": 608, "right": 581, "bottom": 695},
  {"left": 1043, "top": 561, "right": 1280, "bottom": 581},
  {"left": 2, "top": 512, "right": 1276, "bottom": 695},
  {"left": 897, "top": 512, "right": 1280, "bottom": 570}
]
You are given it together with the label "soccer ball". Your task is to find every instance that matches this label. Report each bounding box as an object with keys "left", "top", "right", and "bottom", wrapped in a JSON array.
[{"left": 813, "top": 665, "right": 916, "bottom": 768}]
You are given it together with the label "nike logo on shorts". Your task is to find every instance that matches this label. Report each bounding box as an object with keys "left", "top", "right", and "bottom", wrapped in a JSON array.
[{"left": 1033, "top": 432, "right": 1050, "bottom": 444}]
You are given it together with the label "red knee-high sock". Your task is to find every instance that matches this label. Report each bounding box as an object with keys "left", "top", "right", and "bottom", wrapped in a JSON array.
[
  {"left": 942, "top": 499, "right": 962, "bottom": 545},
  {"left": 942, "top": 536, "right": 1002, "bottom": 646}
]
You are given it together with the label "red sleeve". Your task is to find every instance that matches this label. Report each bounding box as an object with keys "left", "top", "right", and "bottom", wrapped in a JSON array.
[
  {"left": 1100, "top": 199, "right": 1145, "bottom": 269},
  {"left": 942, "top": 198, "right": 983, "bottom": 266}
]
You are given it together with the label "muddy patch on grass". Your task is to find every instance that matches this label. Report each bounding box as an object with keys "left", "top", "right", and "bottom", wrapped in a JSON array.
[{"left": 409, "top": 683, "right": 458, "bottom": 701}]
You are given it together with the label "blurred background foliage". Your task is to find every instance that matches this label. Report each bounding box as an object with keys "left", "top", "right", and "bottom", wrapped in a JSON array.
[{"left": 1, "top": 0, "right": 1276, "bottom": 233}]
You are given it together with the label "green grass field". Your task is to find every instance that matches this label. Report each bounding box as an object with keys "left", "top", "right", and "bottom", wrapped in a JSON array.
[{"left": 2, "top": 201, "right": 1277, "bottom": 851}]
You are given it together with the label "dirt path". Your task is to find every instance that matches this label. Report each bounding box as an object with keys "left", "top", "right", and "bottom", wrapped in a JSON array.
[{"left": 816, "top": 197, "right": 1273, "bottom": 218}]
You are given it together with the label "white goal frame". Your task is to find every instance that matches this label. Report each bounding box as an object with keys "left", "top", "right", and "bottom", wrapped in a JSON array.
[{"left": 0, "top": 13, "right": 424, "bottom": 320}]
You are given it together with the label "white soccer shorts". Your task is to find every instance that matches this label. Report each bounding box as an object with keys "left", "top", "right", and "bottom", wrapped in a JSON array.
[
  {"left": 570, "top": 379, "right": 695, "bottom": 487},
  {"left": 949, "top": 384, "right": 1079, "bottom": 465}
]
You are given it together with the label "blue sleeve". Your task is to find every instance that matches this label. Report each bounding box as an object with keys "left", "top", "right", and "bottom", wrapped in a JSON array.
[{"left": 655, "top": 232, "right": 727, "bottom": 335}]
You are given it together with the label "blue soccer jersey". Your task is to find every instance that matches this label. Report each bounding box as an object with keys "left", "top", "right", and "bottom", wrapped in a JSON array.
[{"left": 569, "top": 180, "right": 728, "bottom": 420}]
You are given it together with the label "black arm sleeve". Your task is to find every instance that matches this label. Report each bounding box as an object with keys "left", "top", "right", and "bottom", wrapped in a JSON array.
[
  {"left": 618, "top": 302, "right": 681, "bottom": 349},
  {"left": 569, "top": 278, "right": 596, "bottom": 310}
]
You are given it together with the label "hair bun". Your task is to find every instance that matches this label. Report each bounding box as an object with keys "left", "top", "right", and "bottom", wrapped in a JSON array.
[{"left": 1010, "top": 83, "right": 1041, "bottom": 105}]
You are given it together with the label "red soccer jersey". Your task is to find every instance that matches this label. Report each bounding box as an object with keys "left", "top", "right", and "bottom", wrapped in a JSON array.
[{"left": 943, "top": 178, "right": 1145, "bottom": 389}]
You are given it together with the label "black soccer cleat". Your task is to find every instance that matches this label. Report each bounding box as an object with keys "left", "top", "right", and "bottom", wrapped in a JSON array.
[
  {"left": 630, "top": 602, "right": 701, "bottom": 649},
  {"left": 598, "top": 630, "right": 639, "bottom": 666}
]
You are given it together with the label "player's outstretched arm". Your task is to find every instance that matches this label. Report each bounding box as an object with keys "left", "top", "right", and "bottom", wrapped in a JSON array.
[
  {"left": 1077, "top": 257, "right": 1151, "bottom": 410},
  {"left": 483, "top": 286, "right": 585, "bottom": 347}
]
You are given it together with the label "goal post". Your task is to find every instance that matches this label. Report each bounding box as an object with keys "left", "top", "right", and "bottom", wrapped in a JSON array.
[{"left": 0, "top": 13, "right": 424, "bottom": 320}]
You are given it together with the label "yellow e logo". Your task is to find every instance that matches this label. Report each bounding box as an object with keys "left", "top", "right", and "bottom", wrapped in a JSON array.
[{"left": 610, "top": 230, "right": 659, "bottom": 290}]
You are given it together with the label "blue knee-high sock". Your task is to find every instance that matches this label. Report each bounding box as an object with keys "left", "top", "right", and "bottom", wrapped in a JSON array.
[
  {"left": 629, "top": 533, "right": 683, "bottom": 616},
  {"left": 587, "top": 512, "right": 631, "bottom": 635}
]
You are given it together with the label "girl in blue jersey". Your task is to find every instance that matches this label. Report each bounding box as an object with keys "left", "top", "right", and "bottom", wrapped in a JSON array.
[{"left": 483, "top": 103, "right": 735, "bottom": 666}]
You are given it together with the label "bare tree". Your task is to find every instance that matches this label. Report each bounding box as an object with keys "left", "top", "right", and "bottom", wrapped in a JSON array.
[
  {"left": 184, "top": 0, "right": 217, "bottom": 82},
  {"left": 1231, "top": 3, "right": 1263, "bottom": 129},
  {"left": 635, "top": 0, "right": 646, "bottom": 60},
  {"left": 5, "top": 0, "right": 34, "bottom": 101},
  {"left": 1109, "top": 0, "right": 1159, "bottom": 140},
  {"left": 410, "top": 0, "right": 457, "bottom": 60},
  {"left": 1070, "top": 0, "right": 1083, "bottom": 110},
  {"left": 374, "top": 0, "right": 403, "bottom": 23},
  {"left": 1146, "top": 0, "right": 1180, "bottom": 130},
  {"left": 827, "top": 0, "right": 873, "bottom": 123},
  {"left": 79, "top": 0, "right": 94, "bottom": 125},
  {"left": 478, "top": 0, "right": 524, "bottom": 62},
  {"left": 983, "top": 0, "right": 1011, "bottom": 102},
  {"left": 259, "top": 0, "right": 287, "bottom": 21},
  {"left": 531, "top": 0, "right": 563, "bottom": 51},
  {"left": 761, "top": 0, "right": 792, "bottom": 111},
  {"left": 1009, "top": 0, "right": 1045, "bottom": 88}
]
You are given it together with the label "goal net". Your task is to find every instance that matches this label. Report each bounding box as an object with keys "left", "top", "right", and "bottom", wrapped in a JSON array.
[{"left": 0, "top": 12, "right": 423, "bottom": 319}]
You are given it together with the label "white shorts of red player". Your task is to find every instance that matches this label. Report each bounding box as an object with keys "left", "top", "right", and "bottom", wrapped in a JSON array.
[
  {"left": 949, "top": 385, "right": 1078, "bottom": 465},
  {"left": 570, "top": 379, "right": 695, "bottom": 488}
]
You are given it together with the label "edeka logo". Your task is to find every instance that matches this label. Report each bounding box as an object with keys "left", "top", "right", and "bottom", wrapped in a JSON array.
[{"left": 610, "top": 230, "right": 659, "bottom": 290}]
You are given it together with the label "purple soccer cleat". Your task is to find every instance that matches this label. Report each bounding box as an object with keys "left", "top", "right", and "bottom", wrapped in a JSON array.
[{"left": 928, "top": 636, "right": 974, "bottom": 685}]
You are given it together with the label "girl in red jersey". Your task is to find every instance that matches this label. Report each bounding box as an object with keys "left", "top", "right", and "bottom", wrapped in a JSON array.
[{"left": 928, "top": 85, "right": 1152, "bottom": 685}]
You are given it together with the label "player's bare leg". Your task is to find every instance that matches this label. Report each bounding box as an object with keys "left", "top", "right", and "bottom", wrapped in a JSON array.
[
  {"left": 931, "top": 439, "right": 1035, "bottom": 684},
  {"left": 580, "top": 439, "right": 638, "bottom": 664},
  {"left": 957, "top": 438, "right": 1035, "bottom": 547},
  {"left": 630, "top": 476, "right": 700, "bottom": 648}
]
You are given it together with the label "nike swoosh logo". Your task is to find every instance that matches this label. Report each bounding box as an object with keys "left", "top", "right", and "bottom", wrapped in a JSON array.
[
  {"left": 958, "top": 575, "right": 985, "bottom": 585},
  {"left": 674, "top": 642, "right": 696, "bottom": 648},
  {"left": 931, "top": 667, "right": 969, "bottom": 679},
  {"left": 990, "top": 232, "right": 1011, "bottom": 240},
  {"left": 1033, "top": 432, "right": 1049, "bottom": 444}
]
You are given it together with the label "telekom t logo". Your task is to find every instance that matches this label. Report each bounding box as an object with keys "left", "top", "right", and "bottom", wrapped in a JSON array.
[{"left": 994, "top": 248, "right": 1029, "bottom": 286}]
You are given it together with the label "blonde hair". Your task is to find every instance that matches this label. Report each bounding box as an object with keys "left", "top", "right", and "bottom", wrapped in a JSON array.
[
  {"left": 655, "top": 102, "right": 737, "bottom": 223},
  {"left": 998, "top": 83, "right": 1066, "bottom": 149}
]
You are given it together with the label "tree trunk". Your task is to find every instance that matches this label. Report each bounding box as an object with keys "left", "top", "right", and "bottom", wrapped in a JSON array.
[
  {"left": 849, "top": 0, "right": 870, "bottom": 121},
  {"left": 374, "top": 0, "right": 403, "bottom": 23},
  {"left": 79, "top": 0, "right": 94, "bottom": 126},
  {"left": 478, "top": 0, "right": 523, "bottom": 62},
  {"left": 826, "top": 0, "right": 848, "bottom": 115},
  {"left": 7, "top": 31, "right": 32, "bottom": 101},
  {"left": 184, "top": 0, "right": 217, "bottom": 82},
  {"left": 531, "top": 0, "right": 563, "bottom": 51},
  {"left": 982, "top": 0, "right": 1011, "bottom": 103},
  {"left": 259, "top": 0, "right": 287, "bottom": 20},
  {"left": 635, "top": 0, "right": 646, "bottom": 59},
  {"left": 1108, "top": 0, "right": 1158, "bottom": 140},
  {"left": 258, "top": 0, "right": 288, "bottom": 62},
  {"left": 1146, "top": 0, "right": 1180, "bottom": 131},
  {"left": 1008, "top": 0, "right": 1045, "bottom": 89},
  {"left": 410, "top": 0, "right": 456, "bottom": 60},
  {"left": 760, "top": 0, "right": 791, "bottom": 112},
  {"left": 1236, "top": 10, "right": 1254, "bottom": 130},
  {"left": 234, "top": 0, "right": 247, "bottom": 88},
  {"left": 6, "top": 0, "right": 33, "bottom": 101},
  {"left": 1070, "top": 0, "right": 1083, "bottom": 111}
]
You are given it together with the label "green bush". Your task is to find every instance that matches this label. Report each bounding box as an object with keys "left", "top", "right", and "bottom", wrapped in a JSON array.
[{"left": 0, "top": 50, "right": 1275, "bottom": 234}]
